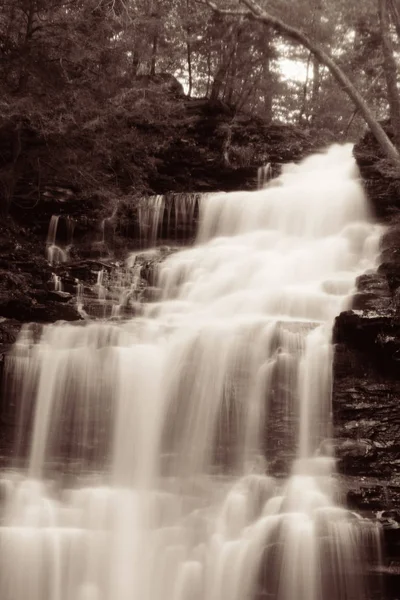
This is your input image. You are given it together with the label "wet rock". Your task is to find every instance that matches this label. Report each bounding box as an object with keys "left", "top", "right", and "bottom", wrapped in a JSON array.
[
  {"left": 378, "top": 259, "right": 400, "bottom": 295},
  {"left": 347, "top": 484, "right": 389, "bottom": 512},
  {"left": 0, "top": 223, "right": 83, "bottom": 322},
  {"left": 64, "top": 260, "right": 113, "bottom": 284},
  {"left": 140, "top": 286, "right": 162, "bottom": 302},
  {"left": 333, "top": 311, "right": 400, "bottom": 376},
  {"left": 29, "top": 302, "right": 81, "bottom": 322},
  {"left": 352, "top": 271, "right": 393, "bottom": 311},
  {"left": 351, "top": 292, "right": 392, "bottom": 311},
  {"left": 333, "top": 125, "right": 400, "bottom": 517},
  {"left": 0, "top": 319, "right": 22, "bottom": 386},
  {"left": 379, "top": 565, "right": 400, "bottom": 600},
  {"left": 134, "top": 246, "right": 179, "bottom": 285},
  {"left": 353, "top": 122, "right": 400, "bottom": 222},
  {"left": 0, "top": 319, "right": 21, "bottom": 346},
  {"left": 0, "top": 292, "right": 80, "bottom": 323},
  {"left": 333, "top": 353, "right": 400, "bottom": 478},
  {"left": 48, "top": 291, "right": 73, "bottom": 302},
  {"left": 334, "top": 437, "right": 376, "bottom": 459},
  {"left": 378, "top": 509, "right": 400, "bottom": 530},
  {"left": 356, "top": 272, "right": 392, "bottom": 294}
]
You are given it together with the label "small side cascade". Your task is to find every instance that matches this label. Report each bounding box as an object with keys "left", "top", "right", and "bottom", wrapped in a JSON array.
[
  {"left": 94, "top": 269, "right": 109, "bottom": 319},
  {"left": 66, "top": 216, "right": 75, "bottom": 248},
  {"left": 109, "top": 260, "right": 144, "bottom": 318},
  {"left": 51, "top": 273, "right": 63, "bottom": 292},
  {"left": 137, "top": 193, "right": 203, "bottom": 247},
  {"left": 96, "top": 269, "right": 107, "bottom": 303},
  {"left": 100, "top": 206, "right": 118, "bottom": 247},
  {"left": 46, "top": 215, "right": 75, "bottom": 265},
  {"left": 138, "top": 195, "right": 165, "bottom": 247},
  {"left": 257, "top": 162, "right": 272, "bottom": 189},
  {"left": 163, "top": 192, "right": 201, "bottom": 242},
  {"left": 71, "top": 257, "right": 151, "bottom": 320},
  {"left": 75, "top": 279, "right": 85, "bottom": 317}
]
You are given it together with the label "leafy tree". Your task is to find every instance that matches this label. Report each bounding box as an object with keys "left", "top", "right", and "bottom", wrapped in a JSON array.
[{"left": 201, "top": 0, "right": 400, "bottom": 166}]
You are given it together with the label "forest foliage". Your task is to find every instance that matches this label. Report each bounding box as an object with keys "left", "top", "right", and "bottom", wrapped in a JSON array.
[{"left": 1, "top": 0, "right": 400, "bottom": 212}]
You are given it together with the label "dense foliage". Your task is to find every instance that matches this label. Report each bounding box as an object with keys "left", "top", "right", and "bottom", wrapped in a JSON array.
[{"left": 1, "top": 0, "right": 400, "bottom": 213}]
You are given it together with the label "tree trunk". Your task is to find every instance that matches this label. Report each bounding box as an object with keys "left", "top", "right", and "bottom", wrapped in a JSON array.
[
  {"left": 18, "top": 0, "right": 35, "bottom": 92},
  {"left": 206, "top": 44, "right": 212, "bottom": 97},
  {"left": 309, "top": 56, "right": 321, "bottom": 125},
  {"left": 236, "top": 70, "right": 263, "bottom": 112},
  {"left": 150, "top": 34, "right": 158, "bottom": 75},
  {"left": 186, "top": 0, "right": 193, "bottom": 96},
  {"left": 298, "top": 53, "right": 311, "bottom": 125},
  {"left": 245, "top": 0, "right": 400, "bottom": 162},
  {"left": 210, "top": 23, "right": 240, "bottom": 102},
  {"left": 388, "top": 0, "right": 400, "bottom": 37},
  {"left": 210, "top": 44, "right": 235, "bottom": 101},
  {"left": 379, "top": 0, "right": 400, "bottom": 147},
  {"left": 224, "top": 53, "right": 238, "bottom": 105},
  {"left": 263, "top": 34, "right": 273, "bottom": 123},
  {"left": 205, "top": 0, "right": 400, "bottom": 165},
  {"left": 132, "top": 46, "right": 140, "bottom": 76},
  {"left": 149, "top": 1, "right": 160, "bottom": 76},
  {"left": 229, "top": 0, "right": 400, "bottom": 165},
  {"left": 224, "top": 26, "right": 243, "bottom": 104},
  {"left": 210, "top": 63, "right": 227, "bottom": 101},
  {"left": 187, "top": 40, "right": 193, "bottom": 96}
]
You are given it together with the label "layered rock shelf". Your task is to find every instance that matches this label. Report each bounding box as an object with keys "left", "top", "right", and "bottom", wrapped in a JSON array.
[
  {"left": 332, "top": 127, "right": 400, "bottom": 589},
  {"left": 333, "top": 128, "right": 400, "bottom": 495}
]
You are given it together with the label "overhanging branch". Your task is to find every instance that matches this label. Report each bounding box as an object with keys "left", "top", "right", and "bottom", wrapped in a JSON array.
[
  {"left": 202, "top": 0, "right": 400, "bottom": 165},
  {"left": 198, "top": 0, "right": 249, "bottom": 17}
]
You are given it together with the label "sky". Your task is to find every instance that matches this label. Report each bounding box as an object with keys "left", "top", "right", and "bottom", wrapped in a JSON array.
[
  {"left": 278, "top": 57, "right": 309, "bottom": 83},
  {"left": 177, "top": 54, "right": 310, "bottom": 96}
]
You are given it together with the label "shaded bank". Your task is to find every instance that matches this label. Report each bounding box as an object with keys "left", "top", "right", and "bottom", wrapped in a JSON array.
[
  {"left": 332, "top": 126, "right": 400, "bottom": 590},
  {"left": 0, "top": 99, "right": 326, "bottom": 330},
  {"left": 333, "top": 125, "right": 400, "bottom": 493}
]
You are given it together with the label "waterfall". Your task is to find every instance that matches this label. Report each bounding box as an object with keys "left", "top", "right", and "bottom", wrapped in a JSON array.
[
  {"left": 257, "top": 162, "right": 272, "bottom": 189},
  {"left": 101, "top": 207, "right": 118, "bottom": 245},
  {"left": 137, "top": 193, "right": 201, "bottom": 247},
  {"left": 75, "top": 279, "right": 85, "bottom": 317},
  {"left": 52, "top": 273, "right": 63, "bottom": 292},
  {"left": 46, "top": 215, "right": 74, "bottom": 265},
  {"left": 1, "top": 144, "right": 384, "bottom": 600}
]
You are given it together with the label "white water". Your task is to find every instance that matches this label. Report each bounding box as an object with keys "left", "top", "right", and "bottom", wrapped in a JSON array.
[
  {"left": 46, "top": 215, "right": 74, "bottom": 265},
  {"left": 52, "top": 274, "right": 63, "bottom": 292},
  {"left": 257, "top": 162, "right": 272, "bottom": 189},
  {"left": 138, "top": 193, "right": 200, "bottom": 247},
  {"left": 2, "top": 145, "right": 383, "bottom": 600}
]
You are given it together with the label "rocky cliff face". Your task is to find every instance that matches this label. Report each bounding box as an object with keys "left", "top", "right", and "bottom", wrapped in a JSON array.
[
  {"left": 333, "top": 128, "right": 400, "bottom": 492},
  {"left": 0, "top": 99, "right": 325, "bottom": 334},
  {"left": 332, "top": 128, "right": 400, "bottom": 588}
]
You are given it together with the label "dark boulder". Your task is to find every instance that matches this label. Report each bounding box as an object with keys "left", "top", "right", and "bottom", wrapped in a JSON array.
[
  {"left": 333, "top": 124, "right": 400, "bottom": 518},
  {"left": 353, "top": 122, "right": 400, "bottom": 222}
]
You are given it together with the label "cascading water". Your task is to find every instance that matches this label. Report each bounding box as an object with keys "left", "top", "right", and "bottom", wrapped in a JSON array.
[
  {"left": 1, "top": 145, "right": 384, "bottom": 600},
  {"left": 52, "top": 273, "right": 63, "bottom": 292},
  {"left": 257, "top": 162, "right": 272, "bottom": 189},
  {"left": 46, "top": 215, "right": 75, "bottom": 265},
  {"left": 137, "top": 193, "right": 201, "bottom": 247}
]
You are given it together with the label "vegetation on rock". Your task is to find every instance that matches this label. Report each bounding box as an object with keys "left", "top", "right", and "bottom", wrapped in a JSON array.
[
  {"left": 2, "top": 0, "right": 400, "bottom": 219},
  {"left": 204, "top": 0, "right": 400, "bottom": 166}
]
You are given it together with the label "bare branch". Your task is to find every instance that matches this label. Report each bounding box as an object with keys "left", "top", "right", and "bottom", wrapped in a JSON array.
[
  {"left": 203, "top": 0, "right": 400, "bottom": 165},
  {"left": 196, "top": 0, "right": 249, "bottom": 16},
  {"left": 379, "top": 0, "right": 400, "bottom": 147}
]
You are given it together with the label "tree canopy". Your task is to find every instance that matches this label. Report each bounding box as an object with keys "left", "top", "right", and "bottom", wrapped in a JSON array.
[{"left": 1, "top": 0, "right": 400, "bottom": 213}]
